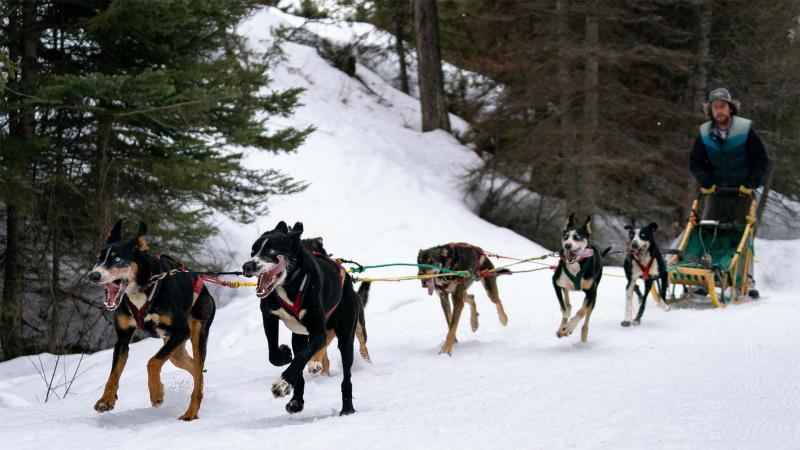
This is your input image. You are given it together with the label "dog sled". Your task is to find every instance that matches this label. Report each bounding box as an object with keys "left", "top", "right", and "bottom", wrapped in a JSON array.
[{"left": 667, "top": 187, "right": 757, "bottom": 307}]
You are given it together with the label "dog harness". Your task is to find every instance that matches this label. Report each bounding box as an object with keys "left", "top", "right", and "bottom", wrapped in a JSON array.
[
  {"left": 128, "top": 255, "right": 204, "bottom": 331},
  {"left": 277, "top": 252, "right": 346, "bottom": 320},
  {"left": 559, "top": 244, "right": 598, "bottom": 290},
  {"left": 435, "top": 243, "right": 486, "bottom": 291},
  {"left": 634, "top": 256, "right": 655, "bottom": 280}
]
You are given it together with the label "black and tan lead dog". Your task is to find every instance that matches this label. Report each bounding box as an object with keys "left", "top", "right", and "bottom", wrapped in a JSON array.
[
  {"left": 242, "top": 221, "right": 359, "bottom": 416},
  {"left": 417, "top": 242, "right": 509, "bottom": 355},
  {"left": 552, "top": 213, "right": 610, "bottom": 343},
  {"left": 88, "top": 219, "right": 215, "bottom": 421}
]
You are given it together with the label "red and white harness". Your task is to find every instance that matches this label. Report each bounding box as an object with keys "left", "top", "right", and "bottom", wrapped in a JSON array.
[{"left": 277, "top": 253, "right": 347, "bottom": 320}]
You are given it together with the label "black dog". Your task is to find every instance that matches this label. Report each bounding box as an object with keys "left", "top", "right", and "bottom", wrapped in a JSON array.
[
  {"left": 552, "top": 213, "right": 610, "bottom": 343},
  {"left": 622, "top": 223, "right": 670, "bottom": 326},
  {"left": 417, "top": 243, "right": 509, "bottom": 355},
  {"left": 87, "top": 219, "right": 215, "bottom": 421},
  {"left": 301, "top": 237, "right": 371, "bottom": 376},
  {"left": 242, "top": 222, "right": 359, "bottom": 415}
]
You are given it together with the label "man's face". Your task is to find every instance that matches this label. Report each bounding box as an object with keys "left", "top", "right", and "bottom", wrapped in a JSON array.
[{"left": 711, "top": 100, "right": 731, "bottom": 126}]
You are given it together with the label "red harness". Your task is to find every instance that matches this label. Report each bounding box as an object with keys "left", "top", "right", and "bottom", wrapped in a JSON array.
[
  {"left": 635, "top": 256, "right": 655, "bottom": 280},
  {"left": 278, "top": 253, "right": 346, "bottom": 320}
]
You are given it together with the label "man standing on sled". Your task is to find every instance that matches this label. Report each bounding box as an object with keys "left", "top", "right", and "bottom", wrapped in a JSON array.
[{"left": 689, "top": 87, "right": 769, "bottom": 223}]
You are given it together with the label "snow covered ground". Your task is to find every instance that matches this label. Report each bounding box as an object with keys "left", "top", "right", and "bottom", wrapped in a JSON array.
[{"left": 1, "top": 8, "right": 799, "bottom": 449}]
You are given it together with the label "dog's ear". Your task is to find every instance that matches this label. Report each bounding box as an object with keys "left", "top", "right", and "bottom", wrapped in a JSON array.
[
  {"left": 107, "top": 219, "right": 125, "bottom": 244},
  {"left": 624, "top": 225, "right": 632, "bottom": 231},
  {"left": 584, "top": 216, "right": 592, "bottom": 235},
  {"left": 288, "top": 222, "right": 304, "bottom": 239},
  {"left": 134, "top": 222, "right": 149, "bottom": 252},
  {"left": 275, "top": 221, "right": 289, "bottom": 233},
  {"left": 647, "top": 222, "right": 658, "bottom": 233},
  {"left": 565, "top": 212, "right": 575, "bottom": 230}
]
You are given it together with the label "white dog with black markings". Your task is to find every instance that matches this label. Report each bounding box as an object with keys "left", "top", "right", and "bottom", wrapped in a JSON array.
[{"left": 622, "top": 223, "right": 670, "bottom": 326}]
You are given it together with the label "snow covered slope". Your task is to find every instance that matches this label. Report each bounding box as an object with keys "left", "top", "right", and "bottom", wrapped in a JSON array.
[{"left": 1, "top": 8, "right": 799, "bottom": 449}]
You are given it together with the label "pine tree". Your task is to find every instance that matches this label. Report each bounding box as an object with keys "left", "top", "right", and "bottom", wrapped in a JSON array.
[{"left": 0, "top": 0, "right": 309, "bottom": 359}]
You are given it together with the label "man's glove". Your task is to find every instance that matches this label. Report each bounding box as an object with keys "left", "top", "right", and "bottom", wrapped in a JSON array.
[
  {"left": 700, "top": 184, "right": 717, "bottom": 195},
  {"left": 738, "top": 185, "right": 754, "bottom": 196}
]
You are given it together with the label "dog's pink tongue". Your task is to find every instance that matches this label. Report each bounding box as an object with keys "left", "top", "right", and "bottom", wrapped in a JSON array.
[
  {"left": 576, "top": 247, "right": 594, "bottom": 259},
  {"left": 257, "top": 255, "right": 286, "bottom": 296},
  {"left": 427, "top": 280, "right": 435, "bottom": 296},
  {"left": 104, "top": 283, "right": 120, "bottom": 308}
]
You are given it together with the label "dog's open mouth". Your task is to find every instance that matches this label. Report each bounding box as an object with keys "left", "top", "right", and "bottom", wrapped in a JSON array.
[
  {"left": 564, "top": 247, "right": 594, "bottom": 264},
  {"left": 256, "top": 255, "right": 287, "bottom": 298},
  {"left": 103, "top": 279, "right": 128, "bottom": 310},
  {"left": 634, "top": 246, "right": 646, "bottom": 259}
]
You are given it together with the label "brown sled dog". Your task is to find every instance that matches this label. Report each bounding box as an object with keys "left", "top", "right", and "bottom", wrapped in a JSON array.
[{"left": 417, "top": 243, "right": 509, "bottom": 355}]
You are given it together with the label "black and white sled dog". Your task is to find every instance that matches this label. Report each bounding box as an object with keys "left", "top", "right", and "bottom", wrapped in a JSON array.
[
  {"left": 552, "top": 213, "right": 611, "bottom": 343},
  {"left": 622, "top": 223, "right": 670, "bottom": 327}
]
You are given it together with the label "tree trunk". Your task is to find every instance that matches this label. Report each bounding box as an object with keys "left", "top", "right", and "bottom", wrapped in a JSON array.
[
  {"left": 1, "top": 0, "right": 38, "bottom": 360},
  {"left": 694, "top": 0, "right": 712, "bottom": 110},
  {"left": 556, "top": 0, "right": 570, "bottom": 130},
  {"left": 579, "top": 2, "right": 599, "bottom": 214},
  {"left": 395, "top": 12, "right": 410, "bottom": 94},
  {"left": 412, "top": 0, "right": 450, "bottom": 132}
]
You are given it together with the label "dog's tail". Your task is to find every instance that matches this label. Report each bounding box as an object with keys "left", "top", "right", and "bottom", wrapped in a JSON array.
[
  {"left": 357, "top": 281, "right": 371, "bottom": 307},
  {"left": 601, "top": 246, "right": 613, "bottom": 257},
  {"left": 493, "top": 268, "right": 512, "bottom": 276}
]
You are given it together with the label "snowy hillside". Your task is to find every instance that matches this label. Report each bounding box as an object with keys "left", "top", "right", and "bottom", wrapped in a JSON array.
[{"left": 1, "top": 8, "right": 799, "bottom": 449}]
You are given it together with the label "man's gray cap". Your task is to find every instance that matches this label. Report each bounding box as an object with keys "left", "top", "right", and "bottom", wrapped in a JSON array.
[{"left": 708, "top": 87, "right": 733, "bottom": 103}]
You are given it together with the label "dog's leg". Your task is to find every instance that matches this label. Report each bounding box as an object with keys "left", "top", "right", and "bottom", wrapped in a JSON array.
[
  {"left": 438, "top": 289, "right": 453, "bottom": 328},
  {"left": 272, "top": 330, "right": 326, "bottom": 400},
  {"left": 168, "top": 339, "right": 195, "bottom": 374},
  {"left": 147, "top": 319, "right": 190, "bottom": 409},
  {"left": 633, "top": 280, "right": 652, "bottom": 325},
  {"left": 464, "top": 294, "right": 479, "bottom": 332},
  {"left": 481, "top": 276, "right": 508, "bottom": 326},
  {"left": 286, "top": 334, "right": 309, "bottom": 414},
  {"left": 178, "top": 316, "right": 207, "bottom": 421},
  {"left": 440, "top": 289, "right": 466, "bottom": 355},
  {"left": 565, "top": 287, "right": 595, "bottom": 338},
  {"left": 355, "top": 320, "right": 370, "bottom": 362},
  {"left": 656, "top": 274, "right": 670, "bottom": 311},
  {"left": 555, "top": 285, "right": 573, "bottom": 338},
  {"left": 622, "top": 278, "right": 636, "bottom": 327},
  {"left": 261, "top": 298, "right": 292, "bottom": 367},
  {"left": 581, "top": 302, "right": 596, "bottom": 343},
  {"left": 95, "top": 315, "right": 135, "bottom": 412},
  {"left": 337, "top": 325, "right": 356, "bottom": 416},
  {"left": 308, "top": 329, "right": 335, "bottom": 376}
]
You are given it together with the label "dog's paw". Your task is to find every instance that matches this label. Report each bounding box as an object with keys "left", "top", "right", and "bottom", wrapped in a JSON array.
[
  {"left": 271, "top": 377, "right": 293, "bottom": 398},
  {"left": 307, "top": 360, "right": 323, "bottom": 375},
  {"left": 620, "top": 320, "right": 632, "bottom": 327},
  {"left": 556, "top": 326, "right": 570, "bottom": 338},
  {"left": 470, "top": 318, "right": 479, "bottom": 332},
  {"left": 285, "top": 399, "right": 304, "bottom": 414},
  {"left": 498, "top": 312, "right": 508, "bottom": 326},
  {"left": 150, "top": 383, "right": 164, "bottom": 408},
  {"left": 633, "top": 319, "right": 641, "bottom": 326},
  {"left": 438, "top": 344, "right": 454, "bottom": 356},
  {"left": 94, "top": 399, "right": 115, "bottom": 413},
  {"left": 339, "top": 403, "right": 356, "bottom": 416},
  {"left": 178, "top": 409, "right": 199, "bottom": 421},
  {"left": 269, "top": 345, "right": 293, "bottom": 367}
]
